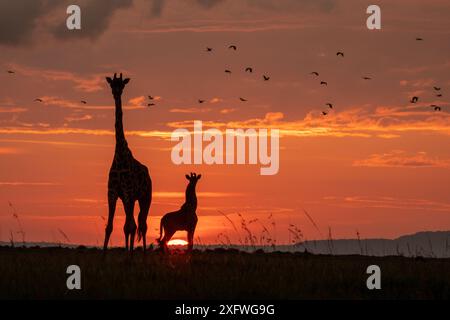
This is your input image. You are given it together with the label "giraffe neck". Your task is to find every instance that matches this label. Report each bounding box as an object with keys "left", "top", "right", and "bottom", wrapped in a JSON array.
[
  {"left": 184, "top": 183, "right": 197, "bottom": 211},
  {"left": 114, "top": 95, "right": 127, "bottom": 145}
]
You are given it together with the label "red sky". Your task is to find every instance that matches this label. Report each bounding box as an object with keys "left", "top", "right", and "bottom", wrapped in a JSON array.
[{"left": 0, "top": 0, "right": 450, "bottom": 246}]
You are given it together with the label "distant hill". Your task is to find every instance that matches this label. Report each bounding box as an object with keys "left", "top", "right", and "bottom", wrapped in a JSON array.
[
  {"left": 1, "top": 231, "right": 449, "bottom": 258},
  {"left": 299, "top": 231, "right": 450, "bottom": 258}
]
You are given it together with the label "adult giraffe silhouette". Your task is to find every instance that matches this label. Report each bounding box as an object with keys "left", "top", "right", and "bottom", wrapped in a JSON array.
[
  {"left": 103, "top": 73, "right": 152, "bottom": 253},
  {"left": 157, "top": 173, "right": 201, "bottom": 252}
]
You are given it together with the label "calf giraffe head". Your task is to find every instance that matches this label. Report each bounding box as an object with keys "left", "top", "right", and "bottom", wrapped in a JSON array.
[
  {"left": 186, "top": 172, "right": 201, "bottom": 185},
  {"left": 106, "top": 73, "right": 130, "bottom": 99}
]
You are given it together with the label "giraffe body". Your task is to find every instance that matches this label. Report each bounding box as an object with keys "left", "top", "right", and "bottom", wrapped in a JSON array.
[
  {"left": 103, "top": 73, "right": 152, "bottom": 252},
  {"left": 157, "top": 173, "right": 201, "bottom": 252}
]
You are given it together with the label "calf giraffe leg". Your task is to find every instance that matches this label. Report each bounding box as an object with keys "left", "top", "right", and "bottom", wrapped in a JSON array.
[
  {"left": 103, "top": 192, "right": 118, "bottom": 251},
  {"left": 161, "top": 228, "right": 175, "bottom": 253},
  {"left": 187, "top": 224, "right": 196, "bottom": 252}
]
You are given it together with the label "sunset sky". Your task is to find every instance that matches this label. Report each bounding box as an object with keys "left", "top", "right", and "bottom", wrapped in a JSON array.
[{"left": 0, "top": 0, "right": 449, "bottom": 246}]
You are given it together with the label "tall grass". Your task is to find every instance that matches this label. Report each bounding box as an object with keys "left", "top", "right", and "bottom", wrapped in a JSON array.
[
  {"left": 3, "top": 201, "right": 450, "bottom": 258},
  {"left": 8, "top": 201, "right": 25, "bottom": 245},
  {"left": 58, "top": 229, "right": 71, "bottom": 244},
  {"left": 356, "top": 230, "right": 363, "bottom": 255}
]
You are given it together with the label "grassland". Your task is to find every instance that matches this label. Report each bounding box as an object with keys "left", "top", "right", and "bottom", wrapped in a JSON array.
[{"left": 0, "top": 246, "right": 449, "bottom": 300}]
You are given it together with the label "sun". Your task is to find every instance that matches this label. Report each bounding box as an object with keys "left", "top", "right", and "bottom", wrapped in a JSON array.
[{"left": 167, "top": 239, "right": 188, "bottom": 246}]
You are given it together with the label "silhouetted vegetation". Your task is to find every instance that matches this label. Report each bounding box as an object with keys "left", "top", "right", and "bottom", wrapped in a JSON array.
[{"left": 1, "top": 246, "right": 449, "bottom": 299}]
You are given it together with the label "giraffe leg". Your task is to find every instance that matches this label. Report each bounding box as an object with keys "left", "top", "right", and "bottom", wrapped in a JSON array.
[
  {"left": 161, "top": 229, "right": 175, "bottom": 254},
  {"left": 187, "top": 229, "right": 195, "bottom": 252},
  {"left": 138, "top": 196, "right": 150, "bottom": 253},
  {"left": 129, "top": 218, "right": 137, "bottom": 252},
  {"left": 123, "top": 200, "right": 136, "bottom": 252},
  {"left": 103, "top": 192, "right": 118, "bottom": 251},
  {"left": 124, "top": 224, "right": 129, "bottom": 251}
]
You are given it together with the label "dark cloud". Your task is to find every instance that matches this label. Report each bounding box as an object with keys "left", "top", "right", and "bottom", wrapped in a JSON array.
[
  {"left": 52, "top": 0, "right": 133, "bottom": 40},
  {"left": 0, "top": 0, "right": 133, "bottom": 46},
  {"left": 0, "top": 0, "right": 335, "bottom": 46},
  {"left": 196, "top": 0, "right": 226, "bottom": 9},
  {"left": 147, "top": 0, "right": 223, "bottom": 17},
  {"left": 150, "top": 0, "right": 165, "bottom": 17},
  {"left": 0, "top": 0, "right": 60, "bottom": 45},
  {"left": 246, "top": 0, "right": 336, "bottom": 13}
]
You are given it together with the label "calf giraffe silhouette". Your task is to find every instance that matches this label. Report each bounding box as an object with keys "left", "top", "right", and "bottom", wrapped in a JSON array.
[
  {"left": 103, "top": 73, "right": 152, "bottom": 252},
  {"left": 157, "top": 173, "right": 201, "bottom": 252}
]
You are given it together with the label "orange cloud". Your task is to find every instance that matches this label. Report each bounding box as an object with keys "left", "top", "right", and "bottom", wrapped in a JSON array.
[
  {"left": 167, "top": 107, "right": 450, "bottom": 138},
  {"left": 220, "top": 108, "right": 236, "bottom": 114},
  {"left": 1, "top": 106, "right": 449, "bottom": 140},
  {"left": 353, "top": 150, "right": 450, "bottom": 168},
  {"left": 0, "top": 181, "right": 60, "bottom": 186},
  {"left": 324, "top": 195, "right": 450, "bottom": 212},
  {"left": 37, "top": 96, "right": 143, "bottom": 110},
  {"left": 64, "top": 114, "right": 94, "bottom": 122},
  {"left": 0, "top": 107, "right": 27, "bottom": 113},
  {"left": 210, "top": 98, "right": 223, "bottom": 104},
  {"left": 0, "top": 127, "right": 172, "bottom": 139},
  {"left": 169, "top": 107, "right": 212, "bottom": 113},
  {"left": 128, "top": 96, "right": 146, "bottom": 106},
  {"left": 0, "top": 147, "right": 21, "bottom": 155},
  {"left": 9, "top": 64, "right": 104, "bottom": 92},
  {"left": 125, "top": 22, "right": 311, "bottom": 34}
]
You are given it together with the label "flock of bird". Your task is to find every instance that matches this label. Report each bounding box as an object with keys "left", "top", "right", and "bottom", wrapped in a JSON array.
[
  {"left": 407, "top": 37, "right": 444, "bottom": 112},
  {"left": 410, "top": 86, "right": 443, "bottom": 111},
  {"left": 307, "top": 37, "right": 445, "bottom": 116},
  {"left": 308, "top": 51, "right": 349, "bottom": 115},
  {"left": 4, "top": 37, "right": 446, "bottom": 115},
  {"left": 145, "top": 44, "right": 270, "bottom": 108}
]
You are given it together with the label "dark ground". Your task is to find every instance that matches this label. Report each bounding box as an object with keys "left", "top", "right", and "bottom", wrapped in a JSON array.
[{"left": 0, "top": 246, "right": 449, "bottom": 299}]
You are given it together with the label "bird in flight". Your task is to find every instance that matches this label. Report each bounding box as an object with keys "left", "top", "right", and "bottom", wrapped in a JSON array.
[
  {"left": 34, "top": 98, "right": 43, "bottom": 102},
  {"left": 206, "top": 47, "right": 213, "bottom": 52},
  {"left": 416, "top": 37, "right": 423, "bottom": 41},
  {"left": 433, "top": 86, "right": 441, "bottom": 91},
  {"left": 245, "top": 67, "right": 253, "bottom": 73},
  {"left": 326, "top": 103, "right": 333, "bottom": 109},
  {"left": 362, "top": 76, "right": 372, "bottom": 80},
  {"left": 320, "top": 81, "right": 328, "bottom": 86},
  {"left": 225, "top": 69, "right": 232, "bottom": 74},
  {"left": 80, "top": 100, "right": 87, "bottom": 104},
  {"left": 148, "top": 103, "right": 155, "bottom": 107},
  {"left": 410, "top": 96, "right": 419, "bottom": 103},
  {"left": 229, "top": 45, "right": 237, "bottom": 50},
  {"left": 7, "top": 70, "right": 14, "bottom": 74},
  {"left": 322, "top": 111, "right": 328, "bottom": 116},
  {"left": 430, "top": 105, "right": 441, "bottom": 111},
  {"left": 336, "top": 52, "right": 344, "bottom": 57},
  {"left": 436, "top": 94, "right": 443, "bottom": 97},
  {"left": 198, "top": 99, "right": 205, "bottom": 104},
  {"left": 148, "top": 95, "right": 154, "bottom": 100},
  {"left": 310, "top": 72, "right": 319, "bottom": 76},
  {"left": 263, "top": 75, "right": 270, "bottom": 81},
  {"left": 239, "top": 97, "right": 248, "bottom": 102}
]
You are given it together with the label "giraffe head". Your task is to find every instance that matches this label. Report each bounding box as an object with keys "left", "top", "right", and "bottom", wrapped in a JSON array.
[
  {"left": 185, "top": 172, "right": 202, "bottom": 185},
  {"left": 106, "top": 73, "right": 130, "bottom": 99}
]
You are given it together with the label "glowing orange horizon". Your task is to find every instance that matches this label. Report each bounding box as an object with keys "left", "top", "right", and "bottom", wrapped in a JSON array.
[{"left": 167, "top": 239, "right": 189, "bottom": 246}]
